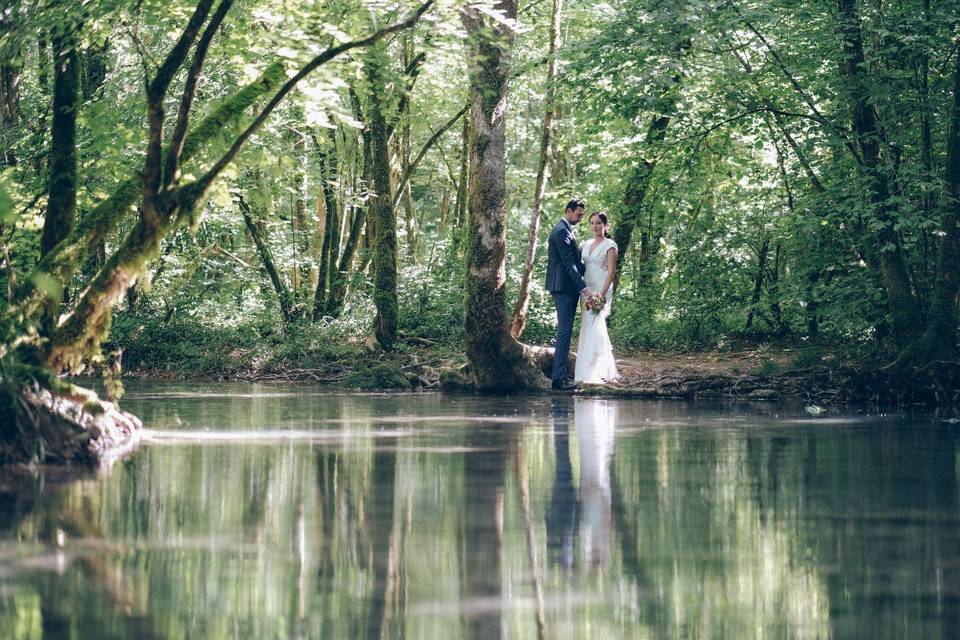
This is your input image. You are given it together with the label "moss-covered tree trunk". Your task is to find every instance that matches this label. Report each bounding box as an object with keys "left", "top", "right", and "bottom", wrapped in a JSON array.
[
  {"left": 509, "top": 0, "right": 563, "bottom": 340},
  {"left": 461, "top": 0, "right": 547, "bottom": 390},
  {"left": 366, "top": 46, "right": 399, "bottom": 350},
  {"left": 836, "top": 0, "right": 923, "bottom": 348}
]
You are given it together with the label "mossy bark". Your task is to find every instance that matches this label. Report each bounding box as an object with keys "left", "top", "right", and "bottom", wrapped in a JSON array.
[
  {"left": 461, "top": 0, "right": 547, "bottom": 390},
  {"left": 366, "top": 47, "right": 399, "bottom": 350}
]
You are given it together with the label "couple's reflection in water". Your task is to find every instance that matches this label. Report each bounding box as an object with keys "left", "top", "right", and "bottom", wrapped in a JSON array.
[
  {"left": 546, "top": 398, "right": 615, "bottom": 572},
  {"left": 460, "top": 397, "right": 616, "bottom": 639}
]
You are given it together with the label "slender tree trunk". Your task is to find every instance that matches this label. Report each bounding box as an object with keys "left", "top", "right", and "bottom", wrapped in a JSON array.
[
  {"left": 509, "top": 0, "right": 563, "bottom": 340},
  {"left": 326, "top": 129, "right": 369, "bottom": 318},
  {"left": 290, "top": 117, "right": 309, "bottom": 296},
  {"left": 438, "top": 187, "right": 451, "bottom": 231},
  {"left": 461, "top": 0, "right": 545, "bottom": 390},
  {"left": 836, "top": 0, "right": 922, "bottom": 347},
  {"left": 745, "top": 236, "right": 769, "bottom": 331},
  {"left": 239, "top": 195, "right": 294, "bottom": 323},
  {"left": 0, "top": 15, "right": 21, "bottom": 167},
  {"left": 313, "top": 129, "right": 339, "bottom": 319},
  {"left": 401, "top": 91, "right": 418, "bottom": 263},
  {"left": 33, "top": 30, "right": 50, "bottom": 176}
]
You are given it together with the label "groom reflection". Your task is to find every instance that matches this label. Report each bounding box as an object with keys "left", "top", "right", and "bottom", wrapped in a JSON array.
[
  {"left": 546, "top": 398, "right": 616, "bottom": 571},
  {"left": 546, "top": 399, "right": 578, "bottom": 569}
]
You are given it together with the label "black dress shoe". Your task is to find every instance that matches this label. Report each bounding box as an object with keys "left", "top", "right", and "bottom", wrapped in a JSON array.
[{"left": 551, "top": 379, "right": 577, "bottom": 391}]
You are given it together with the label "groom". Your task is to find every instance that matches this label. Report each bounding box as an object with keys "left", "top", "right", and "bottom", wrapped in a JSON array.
[{"left": 546, "top": 198, "right": 593, "bottom": 391}]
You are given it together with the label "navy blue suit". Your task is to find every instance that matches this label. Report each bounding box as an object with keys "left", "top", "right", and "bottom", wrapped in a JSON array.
[{"left": 546, "top": 218, "right": 587, "bottom": 382}]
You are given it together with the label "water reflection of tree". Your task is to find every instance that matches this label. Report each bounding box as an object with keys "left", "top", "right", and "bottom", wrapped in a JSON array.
[{"left": 460, "top": 427, "right": 512, "bottom": 640}]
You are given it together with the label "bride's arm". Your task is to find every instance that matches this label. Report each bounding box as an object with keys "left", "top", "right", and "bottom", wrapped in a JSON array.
[{"left": 599, "top": 246, "right": 618, "bottom": 297}]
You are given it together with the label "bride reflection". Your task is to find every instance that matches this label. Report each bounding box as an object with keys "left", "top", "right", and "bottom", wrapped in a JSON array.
[
  {"left": 547, "top": 398, "right": 616, "bottom": 571},
  {"left": 576, "top": 398, "right": 615, "bottom": 569}
]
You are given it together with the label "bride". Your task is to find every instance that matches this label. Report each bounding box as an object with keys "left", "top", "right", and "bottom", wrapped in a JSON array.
[{"left": 574, "top": 212, "right": 619, "bottom": 384}]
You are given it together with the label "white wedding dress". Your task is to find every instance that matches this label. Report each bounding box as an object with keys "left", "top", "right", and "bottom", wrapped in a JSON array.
[{"left": 574, "top": 237, "right": 619, "bottom": 383}]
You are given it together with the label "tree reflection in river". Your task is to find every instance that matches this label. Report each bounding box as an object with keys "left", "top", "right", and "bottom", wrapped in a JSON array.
[{"left": 0, "top": 384, "right": 956, "bottom": 638}]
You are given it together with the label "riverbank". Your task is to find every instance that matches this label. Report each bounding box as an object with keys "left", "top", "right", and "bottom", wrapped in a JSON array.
[{"left": 116, "top": 339, "right": 959, "bottom": 408}]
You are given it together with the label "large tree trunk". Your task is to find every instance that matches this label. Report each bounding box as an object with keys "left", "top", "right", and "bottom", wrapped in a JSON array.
[
  {"left": 509, "top": 0, "right": 563, "bottom": 340},
  {"left": 836, "top": 0, "right": 922, "bottom": 348},
  {"left": 40, "top": 26, "right": 79, "bottom": 260},
  {"left": 461, "top": 0, "right": 546, "bottom": 390}
]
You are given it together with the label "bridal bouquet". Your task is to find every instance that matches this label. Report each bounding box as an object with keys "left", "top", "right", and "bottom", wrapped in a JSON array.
[{"left": 587, "top": 294, "right": 606, "bottom": 315}]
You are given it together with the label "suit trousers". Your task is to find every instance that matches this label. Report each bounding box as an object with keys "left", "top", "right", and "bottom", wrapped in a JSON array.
[{"left": 551, "top": 291, "right": 578, "bottom": 381}]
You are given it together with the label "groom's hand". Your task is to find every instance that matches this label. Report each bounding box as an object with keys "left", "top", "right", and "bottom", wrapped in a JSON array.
[{"left": 581, "top": 289, "right": 593, "bottom": 308}]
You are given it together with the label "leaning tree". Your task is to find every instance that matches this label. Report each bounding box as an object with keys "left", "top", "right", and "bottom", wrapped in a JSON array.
[{"left": 0, "top": 0, "right": 433, "bottom": 463}]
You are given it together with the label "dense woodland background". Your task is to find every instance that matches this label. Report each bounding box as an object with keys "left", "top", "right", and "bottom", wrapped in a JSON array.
[{"left": 1, "top": 0, "right": 959, "bottom": 400}]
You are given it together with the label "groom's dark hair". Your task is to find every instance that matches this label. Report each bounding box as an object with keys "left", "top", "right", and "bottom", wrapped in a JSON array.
[{"left": 565, "top": 198, "right": 585, "bottom": 213}]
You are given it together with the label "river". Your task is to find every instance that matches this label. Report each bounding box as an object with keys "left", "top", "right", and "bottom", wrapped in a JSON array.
[{"left": 0, "top": 381, "right": 956, "bottom": 638}]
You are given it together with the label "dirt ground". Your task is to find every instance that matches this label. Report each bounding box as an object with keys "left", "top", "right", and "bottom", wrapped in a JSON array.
[{"left": 615, "top": 349, "right": 799, "bottom": 383}]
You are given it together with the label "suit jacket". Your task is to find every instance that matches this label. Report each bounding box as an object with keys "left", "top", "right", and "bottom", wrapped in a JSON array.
[{"left": 545, "top": 218, "right": 587, "bottom": 294}]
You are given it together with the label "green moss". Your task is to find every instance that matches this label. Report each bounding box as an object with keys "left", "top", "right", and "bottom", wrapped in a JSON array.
[
  {"left": 344, "top": 363, "right": 411, "bottom": 390},
  {"left": 82, "top": 400, "right": 105, "bottom": 415}
]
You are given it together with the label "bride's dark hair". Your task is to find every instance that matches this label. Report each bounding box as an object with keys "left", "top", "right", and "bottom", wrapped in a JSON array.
[{"left": 590, "top": 211, "right": 612, "bottom": 239}]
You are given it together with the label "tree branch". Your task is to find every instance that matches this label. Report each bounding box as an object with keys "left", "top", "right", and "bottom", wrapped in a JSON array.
[
  {"left": 180, "top": 0, "right": 434, "bottom": 212},
  {"left": 163, "top": 0, "right": 234, "bottom": 191},
  {"left": 391, "top": 103, "right": 468, "bottom": 209},
  {"left": 144, "top": 0, "right": 215, "bottom": 213}
]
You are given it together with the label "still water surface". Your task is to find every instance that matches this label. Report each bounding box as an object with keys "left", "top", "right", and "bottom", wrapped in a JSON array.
[{"left": 0, "top": 382, "right": 957, "bottom": 639}]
